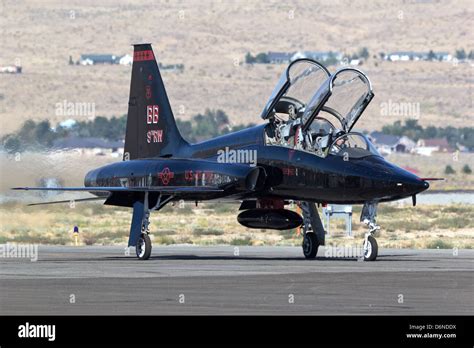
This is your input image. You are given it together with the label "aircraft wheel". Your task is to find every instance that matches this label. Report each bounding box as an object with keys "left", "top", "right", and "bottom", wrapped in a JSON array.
[
  {"left": 136, "top": 233, "right": 152, "bottom": 260},
  {"left": 363, "top": 235, "right": 378, "bottom": 261},
  {"left": 302, "top": 233, "right": 319, "bottom": 259}
]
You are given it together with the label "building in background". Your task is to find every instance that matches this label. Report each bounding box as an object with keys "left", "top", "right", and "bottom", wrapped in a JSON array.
[
  {"left": 385, "top": 51, "right": 452, "bottom": 62},
  {"left": 267, "top": 52, "right": 295, "bottom": 64},
  {"left": 0, "top": 65, "right": 22, "bottom": 74},
  {"left": 415, "top": 137, "right": 454, "bottom": 156},
  {"left": 368, "top": 132, "right": 415, "bottom": 155},
  {"left": 119, "top": 54, "right": 133, "bottom": 65},
  {"left": 291, "top": 50, "right": 343, "bottom": 62},
  {"left": 79, "top": 54, "right": 120, "bottom": 65}
]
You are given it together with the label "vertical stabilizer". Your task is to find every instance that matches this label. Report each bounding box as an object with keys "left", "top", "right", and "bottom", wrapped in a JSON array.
[{"left": 123, "top": 43, "right": 187, "bottom": 160}]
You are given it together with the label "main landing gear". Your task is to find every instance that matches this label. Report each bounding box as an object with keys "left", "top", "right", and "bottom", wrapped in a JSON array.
[
  {"left": 361, "top": 201, "right": 380, "bottom": 261},
  {"left": 299, "top": 201, "right": 325, "bottom": 259},
  {"left": 132, "top": 192, "right": 174, "bottom": 260},
  {"left": 302, "top": 232, "right": 318, "bottom": 258},
  {"left": 136, "top": 233, "right": 152, "bottom": 260}
]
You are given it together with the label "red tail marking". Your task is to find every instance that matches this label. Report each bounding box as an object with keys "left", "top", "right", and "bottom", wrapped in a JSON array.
[{"left": 134, "top": 50, "right": 155, "bottom": 62}]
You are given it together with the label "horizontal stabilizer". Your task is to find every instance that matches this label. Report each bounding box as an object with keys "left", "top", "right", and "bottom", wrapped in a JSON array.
[{"left": 27, "top": 197, "right": 106, "bottom": 206}]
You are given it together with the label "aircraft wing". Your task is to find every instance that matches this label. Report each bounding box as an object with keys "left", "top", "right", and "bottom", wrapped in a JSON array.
[
  {"left": 12, "top": 186, "right": 225, "bottom": 206},
  {"left": 12, "top": 186, "right": 224, "bottom": 193}
]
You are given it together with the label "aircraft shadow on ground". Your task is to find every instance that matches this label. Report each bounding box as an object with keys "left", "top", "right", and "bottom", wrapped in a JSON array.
[{"left": 96, "top": 252, "right": 433, "bottom": 262}]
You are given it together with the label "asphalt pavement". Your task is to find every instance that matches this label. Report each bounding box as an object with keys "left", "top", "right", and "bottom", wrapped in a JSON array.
[{"left": 0, "top": 245, "right": 472, "bottom": 315}]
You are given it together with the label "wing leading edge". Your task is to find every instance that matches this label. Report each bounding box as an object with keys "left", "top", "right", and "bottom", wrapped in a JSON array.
[{"left": 12, "top": 186, "right": 224, "bottom": 206}]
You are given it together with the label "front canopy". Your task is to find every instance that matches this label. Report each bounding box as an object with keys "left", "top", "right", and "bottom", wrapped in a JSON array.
[{"left": 302, "top": 67, "right": 374, "bottom": 133}]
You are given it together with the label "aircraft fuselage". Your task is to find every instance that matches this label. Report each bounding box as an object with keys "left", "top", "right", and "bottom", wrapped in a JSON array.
[{"left": 85, "top": 124, "right": 429, "bottom": 207}]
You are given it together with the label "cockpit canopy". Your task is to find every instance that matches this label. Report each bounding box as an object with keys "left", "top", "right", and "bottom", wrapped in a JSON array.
[
  {"left": 262, "top": 59, "right": 378, "bottom": 159},
  {"left": 261, "top": 59, "right": 374, "bottom": 133},
  {"left": 261, "top": 59, "right": 330, "bottom": 122},
  {"left": 328, "top": 132, "right": 381, "bottom": 158}
]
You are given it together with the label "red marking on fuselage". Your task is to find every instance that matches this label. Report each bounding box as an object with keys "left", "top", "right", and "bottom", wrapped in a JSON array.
[
  {"left": 282, "top": 167, "right": 296, "bottom": 176},
  {"left": 145, "top": 85, "right": 152, "bottom": 99},
  {"left": 158, "top": 167, "right": 174, "bottom": 185},
  {"left": 184, "top": 170, "right": 194, "bottom": 181}
]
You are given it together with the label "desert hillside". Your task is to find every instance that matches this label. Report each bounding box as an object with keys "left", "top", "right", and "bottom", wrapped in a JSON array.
[{"left": 0, "top": 0, "right": 473, "bottom": 135}]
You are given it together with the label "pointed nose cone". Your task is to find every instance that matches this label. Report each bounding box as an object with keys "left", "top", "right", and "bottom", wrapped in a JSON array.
[{"left": 392, "top": 171, "right": 430, "bottom": 196}]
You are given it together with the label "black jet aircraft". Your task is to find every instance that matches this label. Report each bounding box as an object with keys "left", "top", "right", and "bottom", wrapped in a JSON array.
[{"left": 14, "top": 43, "right": 432, "bottom": 261}]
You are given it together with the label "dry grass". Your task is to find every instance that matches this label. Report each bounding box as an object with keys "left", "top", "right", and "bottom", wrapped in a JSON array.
[{"left": 0, "top": 201, "right": 472, "bottom": 249}]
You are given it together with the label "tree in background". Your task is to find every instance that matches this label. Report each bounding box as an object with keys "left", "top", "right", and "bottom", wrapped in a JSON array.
[
  {"left": 427, "top": 50, "right": 436, "bottom": 61},
  {"left": 323, "top": 52, "right": 339, "bottom": 66},
  {"left": 455, "top": 48, "right": 466, "bottom": 60},
  {"left": 255, "top": 53, "right": 269, "bottom": 64},
  {"left": 382, "top": 119, "right": 474, "bottom": 150},
  {"left": 34, "top": 120, "right": 55, "bottom": 146},
  {"left": 358, "top": 47, "right": 369, "bottom": 60},
  {"left": 382, "top": 120, "right": 404, "bottom": 136},
  {"left": 245, "top": 52, "right": 269, "bottom": 64},
  {"left": 3, "top": 135, "right": 21, "bottom": 153},
  {"left": 462, "top": 164, "right": 472, "bottom": 174},
  {"left": 444, "top": 165, "right": 456, "bottom": 175},
  {"left": 245, "top": 52, "right": 256, "bottom": 64}
]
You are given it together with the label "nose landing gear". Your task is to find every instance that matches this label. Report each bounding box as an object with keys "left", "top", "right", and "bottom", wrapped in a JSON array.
[{"left": 361, "top": 201, "right": 380, "bottom": 261}]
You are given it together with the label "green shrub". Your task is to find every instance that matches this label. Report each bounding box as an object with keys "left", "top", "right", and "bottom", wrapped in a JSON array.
[
  {"left": 444, "top": 165, "right": 456, "bottom": 174},
  {"left": 426, "top": 239, "right": 453, "bottom": 249},
  {"left": 462, "top": 164, "right": 472, "bottom": 174},
  {"left": 192, "top": 228, "right": 224, "bottom": 236},
  {"left": 230, "top": 237, "right": 252, "bottom": 245}
]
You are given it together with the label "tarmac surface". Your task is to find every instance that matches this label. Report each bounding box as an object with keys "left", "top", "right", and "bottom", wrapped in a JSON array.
[{"left": 0, "top": 245, "right": 473, "bottom": 315}]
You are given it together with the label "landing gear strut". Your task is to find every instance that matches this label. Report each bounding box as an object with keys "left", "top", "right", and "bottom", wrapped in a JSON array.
[
  {"left": 131, "top": 192, "right": 174, "bottom": 260},
  {"left": 135, "top": 194, "right": 153, "bottom": 260},
  {"left": 361, "top": 201, "right": 380, "bottom": 261},
  {"left": 299, "top": 201, "right": 325, "bottom": 259}
]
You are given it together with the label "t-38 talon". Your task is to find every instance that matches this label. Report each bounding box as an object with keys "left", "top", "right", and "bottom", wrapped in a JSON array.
[{"left": 14, "top": 44, "right": 434, "bottom": 261}]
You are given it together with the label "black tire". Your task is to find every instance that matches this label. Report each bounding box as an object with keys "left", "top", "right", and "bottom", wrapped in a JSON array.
[
  {"left": 136, "top": 233, "right": 152, "bottom": 260},
  {"left": 363, "top": 235, "right": 378, "bottom": 261},
  {"left": 302, "top": 233, "right": 319, "bottom": 259}
]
